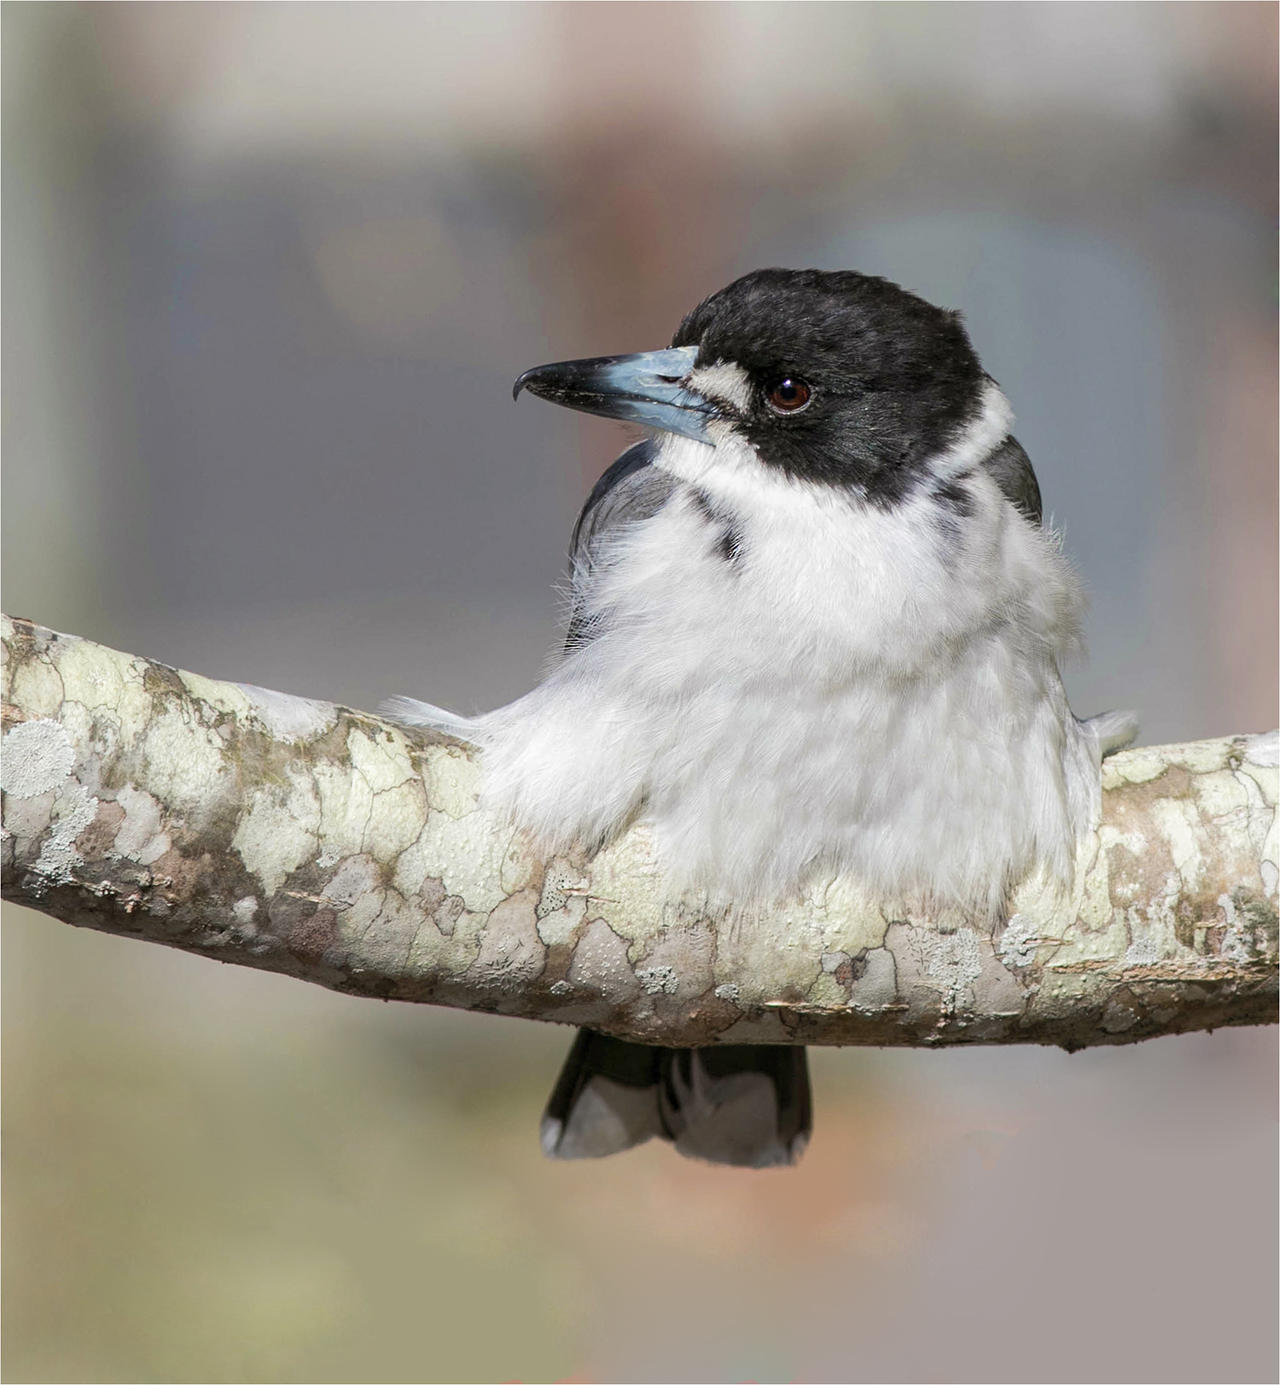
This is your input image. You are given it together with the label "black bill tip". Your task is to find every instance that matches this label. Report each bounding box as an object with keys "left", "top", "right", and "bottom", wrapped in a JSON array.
[{"left": 512, "top": 366, "right": 540, "bottom": 402}]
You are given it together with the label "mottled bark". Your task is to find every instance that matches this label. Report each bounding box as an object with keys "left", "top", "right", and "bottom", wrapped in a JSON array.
[{"left": 2, "top": 614, "right": 1276, "bottom": 1047}]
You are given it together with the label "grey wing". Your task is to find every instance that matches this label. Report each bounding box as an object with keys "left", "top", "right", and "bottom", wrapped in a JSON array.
[
  {"left": 982, "top": 436, "right": 1042, "bottom": 525},
  {"left": 564, "top": 439, "right": 678, "bottom": 653}
]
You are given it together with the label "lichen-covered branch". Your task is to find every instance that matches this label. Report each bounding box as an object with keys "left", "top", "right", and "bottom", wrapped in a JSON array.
[{"left": 2, "top": 614, "right": 1276, "bottom": 1048}]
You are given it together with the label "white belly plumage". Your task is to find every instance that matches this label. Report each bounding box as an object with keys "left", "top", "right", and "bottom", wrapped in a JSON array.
[{"left": 476, "top": 434, "right": 1103, "bottom": 916}]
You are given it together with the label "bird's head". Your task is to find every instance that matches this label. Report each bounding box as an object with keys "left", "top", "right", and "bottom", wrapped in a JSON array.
[{"left": 514, "top": 268, "right": 1005, "bottom": 503}]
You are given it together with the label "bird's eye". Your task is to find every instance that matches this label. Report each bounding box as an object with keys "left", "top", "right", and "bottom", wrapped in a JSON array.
[{"left": 765, "top": 377, "right": 812, "bottom": 414}]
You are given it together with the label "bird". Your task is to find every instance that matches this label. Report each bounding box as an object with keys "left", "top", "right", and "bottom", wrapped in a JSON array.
[{"left": 385, "top": 267, "right": 1135, "bottom": 1168}]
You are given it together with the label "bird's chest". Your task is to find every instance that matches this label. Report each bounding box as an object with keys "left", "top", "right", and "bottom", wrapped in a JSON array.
[
  {"left": 481, "top": 468, "right": 1084, "bottom": 906},
  {"left": 591, "top": 483, "right": 991, "bottom": 692},
  {"left": 571, "top": 482, "right": 1075, "bottom": 899}
]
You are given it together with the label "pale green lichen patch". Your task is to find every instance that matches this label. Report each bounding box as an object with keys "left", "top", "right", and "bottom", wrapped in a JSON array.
[
  {"left": 347, "top": 727, "right": 414, "bottom": 794},
  {"left": 363, "top": 778, "right": 427, "bottom": 863},
  {"left": 712, "top": 908, "right": 816, "bottom": 1008},
  {"left": 142, "top": 706, "right": 231, "bottom": 822},
  {"left": 1241, "top": 768, "right": 1280, "bottom": 829},
  {"left": 1166, "top": 735, "right": 1243, "bottom": 775},
  {"left": 1074, "top": 836, "right": 1116, "bottom": 933},
  {"left": 636, "top": 964, "right": 678, "bottom": 995},
  {"left": 53, "top": 636, "right": 128, "bottom": 713},
  {"left": 232, "top": 770, "right": 321, "bottom": 895},
  {"left": 33, "top": 781, "right": 98, "bottom": 885},
  {"left": 420, "top": 744, "right": 481, "bottom": 820},
  {"left": 417, "top": 805, "right": 510, "bottom": 914},
  {"left": 56, "top": 643, "right": 155, "bottom": 744},
  {"left": 567, "top": 825, "right": 667, "bottom": 943},
  {"left": 181, "top": 671, "right": 255, "bottom": 723},
  {"left": 406, "top": 905, "right": 486, "bottom": 979},
  {"left": 1197, "top": 765, "right": 1267, "bottom": 845},
  {"left": 1104, "top": 745, "right": 1169, "bottom": 786},
  {"left": 312, "top": 761, "right": 379, "bottom": 862},
  {"left": 9, "top": 656, "right": 64, "bottom": 721},
  {"left": 3, "top": 788, "right": 58, "bottom": 852},
  {"left": 812, "top": 875, "right": 894, "bottom": 953},
  {"left": 1, "top": 719, "right": 75, "bottom": 797},
  {"left": 390, "top": 829, "right": 436, "bottom": 900},
  {"left": 1044, "top": 911, "right": 1129, "bottom": 970},
  {"left": 535, "top": 893, "right": 587, "bottom": 947},
  {"left": 805, "top": 968, "right": 851, "bottom": 1009}
]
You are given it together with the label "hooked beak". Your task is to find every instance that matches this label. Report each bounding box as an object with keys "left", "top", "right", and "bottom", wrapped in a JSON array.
[{"left": 512, "top": 345, "right": 713, "bottom": 443}]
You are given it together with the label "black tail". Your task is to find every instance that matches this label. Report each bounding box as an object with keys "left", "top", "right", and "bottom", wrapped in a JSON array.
[{"left": 541, "top": 1030, "right": 811, "bottom": 1168}]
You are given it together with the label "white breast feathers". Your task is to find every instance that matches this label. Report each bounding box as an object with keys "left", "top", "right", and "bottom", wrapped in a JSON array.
[{"left": 475, "top": 429, "right": 1102, "bottom": 918}]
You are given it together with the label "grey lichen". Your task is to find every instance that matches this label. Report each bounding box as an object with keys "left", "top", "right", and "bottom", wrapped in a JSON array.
[{"left": 2, "top": 614, "right": 1276, "bottom": 1048}]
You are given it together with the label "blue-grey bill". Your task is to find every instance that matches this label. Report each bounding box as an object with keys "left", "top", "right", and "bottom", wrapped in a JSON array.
[{"left": 512, "top": 345, "right": 713, "bottom": 443}]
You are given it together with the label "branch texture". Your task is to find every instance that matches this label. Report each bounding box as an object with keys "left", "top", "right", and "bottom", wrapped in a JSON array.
[{"left": 2, "top": 614, "right": 1276, "bottom": 1048}]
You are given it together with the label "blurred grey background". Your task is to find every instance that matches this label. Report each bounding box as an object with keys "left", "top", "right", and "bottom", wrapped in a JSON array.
[{"left": 3, "top": 4, "right": 1277, "bottom": 1382}]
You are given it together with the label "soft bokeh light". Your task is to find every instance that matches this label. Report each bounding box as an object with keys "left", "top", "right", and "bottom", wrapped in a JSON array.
[{"left": 4, "top": 5, "right": 1276, "bottom": 1382}]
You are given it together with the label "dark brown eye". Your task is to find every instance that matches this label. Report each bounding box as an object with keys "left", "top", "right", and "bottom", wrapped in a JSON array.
[{"left": 766, "top": 376, "right": 812, "bottom": 414}]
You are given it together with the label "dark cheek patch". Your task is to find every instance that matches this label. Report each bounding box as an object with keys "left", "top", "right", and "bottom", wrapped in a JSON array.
[
  {"left": 932, "top": 476, "right": 975, "bottom": 520},
  {"left": 929, "top": 475, "right": 976, "bottom": 554},
  {"left": 690, "top": 489, "right": 745, "bottom": 567},
  {"left": 738, "top": 397, "right": 975, "bottom": 508},
  {"left": 715, "top": 524, "right": 743, "bottom": 564}
]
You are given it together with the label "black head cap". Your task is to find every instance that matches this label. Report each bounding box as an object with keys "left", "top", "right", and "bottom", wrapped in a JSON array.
[{"left": 672, "top": 269, "right": 990, "bottom": 501}]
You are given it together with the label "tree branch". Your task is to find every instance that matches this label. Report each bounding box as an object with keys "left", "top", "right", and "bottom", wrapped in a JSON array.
[{"left": 2, "top": 613, "right": 1276, "bottom": 1048}]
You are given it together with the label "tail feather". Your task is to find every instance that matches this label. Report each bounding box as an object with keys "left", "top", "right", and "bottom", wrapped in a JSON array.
[
  {"left": 661, "top": 1045, "right": 811, "bottom": 1168},
  {"left": 541, "top": 1031, "right": 665, "bottom": 1158},
  {"left": 542, "top": 1030, "right": 811, "bottom": 1168}
]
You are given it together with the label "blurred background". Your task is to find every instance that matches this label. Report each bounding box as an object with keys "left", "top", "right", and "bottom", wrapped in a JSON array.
[{"left": 3, "top": 4, "right": 1277, "bottom": 1381}]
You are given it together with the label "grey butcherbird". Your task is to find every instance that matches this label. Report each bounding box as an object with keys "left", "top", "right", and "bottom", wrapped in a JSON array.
[{"left": 387, "top": 268, "right": 1134, "bottom": 1168}]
